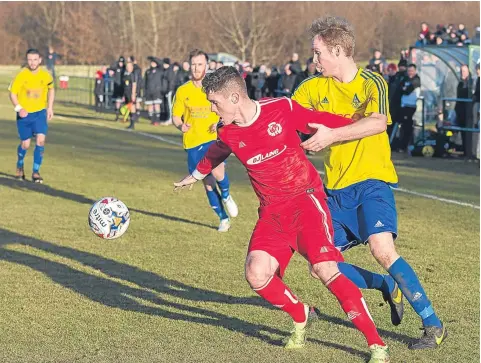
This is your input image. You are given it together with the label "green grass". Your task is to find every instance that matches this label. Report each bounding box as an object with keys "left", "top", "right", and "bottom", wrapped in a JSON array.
[{"left": 0, "top": 96, "right": 479, "bottom": 363}]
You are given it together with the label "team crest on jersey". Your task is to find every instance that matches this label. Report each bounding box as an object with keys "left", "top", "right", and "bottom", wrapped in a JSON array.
[
  {"left": 267, "top": 122, "right": 282, "bottom": 136},
  {"left": 352, "top": 93, "right": 362, "bottom": 108}
]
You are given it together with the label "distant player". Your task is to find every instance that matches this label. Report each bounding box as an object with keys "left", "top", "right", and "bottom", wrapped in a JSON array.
[
  {"left": 292, "top": 16, "right": 446, "bottom": 349},
  {"left": 172, "top": 50, "right": 238, "bottom": 232},
  {"left": 9, "top": 48, "right": 55, "bottom": 184},
  {"left": 174, "top": 67, "right": 391, "bottom": 362}
]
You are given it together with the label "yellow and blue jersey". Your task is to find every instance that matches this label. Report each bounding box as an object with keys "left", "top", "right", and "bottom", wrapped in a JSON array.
[
  {"left": 292, "top": 68, "right": 398, "bottom": 190},
  {"left": 172, "top": 81, "right": 218, "bottom": 149},
  {"left": 8, "top": 67, "right": 54, "bottom": 113}
]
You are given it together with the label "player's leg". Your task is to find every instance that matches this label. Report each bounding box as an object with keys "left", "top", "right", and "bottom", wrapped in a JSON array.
[
  {"left": 145, "top": 98, "right": 154, "bottom": 124},
  {"left": 247, "top": 219, "right": 315, "bottom": 349},
  {"left": 127, "top": 98, "right": 137, "bottom": 130},
  {"left": 154, "top": 96, "right": 162, "bottom": 125},
  {"left": 298, "top": 192, "right": 389, "bottom": 362},
  {"left": 31, "top": 110, "right": 48, "bottom": 183},
  {"left": 211, "top": 161, "right": 238, "bottom": 218},
  {"left": 16, "top": 115, "right": 33, "bottom": 180},
  {"left": 359, "top": 180, "right": 446, "bottom": 349},
  {"left": 187, "top": 143, "right": 229, "bottom": 231},
  {"left": 327, "top": 185, "right": 403, "bottom": 326}
]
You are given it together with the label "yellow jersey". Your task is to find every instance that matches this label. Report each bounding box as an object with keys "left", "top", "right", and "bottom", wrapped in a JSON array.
[
  {"left": 9, "top": 67, "right": 54, "bottom": 113},
  {"left": 292, "top": 68, "right": 398, "bottom": 190},
  {"left": 172, "top": 81, "right": 218, "bottom": 149}
]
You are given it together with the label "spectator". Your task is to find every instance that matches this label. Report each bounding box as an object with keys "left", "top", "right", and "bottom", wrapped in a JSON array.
[
  {"left": 248, "top": 64, "right": 267, "bottom": 100},
  {"left": 293, "top": 57, "right": 319, "bottom": 90},
  {"left": 160, "top": 58, "right": 176, "bottom": 125},
  {"left": 128, "top": 55, "right": 143, "bottom": 121},
  {"left": 143, "top": 56, "right": 163, "bottom": 125},
  {"left": 208, "top": 59, "right": 217, "bottom": 73},
  {"left": 278, "top": 63, "right": 297, "bottom": 96},
  {"left": 448, "top": 32, "right": 459, "bottom": 45},
  {"left": 112, "top": 56, "right": 126, "bottom": 121},
  {"left": 216, "top": 61, "right": 224, "bottom": 70},
  {"left": 94, "top": 68, "right": 106, "bottom": 112},
  {"left": 398, "top": 64, "right": 421, "bottom": 152},
  {"left": 435, "top": 24, "right": 447, "bottom": 39},
  {"left": 289, "top": 52, "right": 302, "bottom": 75},
  {"left": 459, "top": 33, "right": 471, "bottom": 45},
  {"left": 455, "top": 64, "right": 473, "bottom": 156},
  {"left": 457, "top": 23, "right": 469, "bottom": 38},
  {"left": 415, "top": 33, "right": 427, "bottom": 47},
  {"left": 420, "top": 22, "right": 430, "bottom": 37},
  {"left": 175, "top": 61, "right": 190, "bottom": 90},
  {"left": 368, "top": 49, "right": 387, "bottom": 74},
  {"left": 473, "top": 64, "right": 480, "bottom": 159},
  {"left": 265, "top": 66, "right": 280, "bottom": 97},
  {"left": 45, "top": 45, "right": 59, "bottom": 86},
  {"left": 387, "top": 60, "right": 407, "bottom": 141},
  {"left": 435, "top": 36, "right": 445, "bottom": 46},
  {"left": 428, "top": 33, "right": 437, "bottom": 45}
]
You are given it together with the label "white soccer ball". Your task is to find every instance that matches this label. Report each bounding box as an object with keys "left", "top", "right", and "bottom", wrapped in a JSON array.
[{"left": 88, "top": 197, "right": 131, "bottom": 239}]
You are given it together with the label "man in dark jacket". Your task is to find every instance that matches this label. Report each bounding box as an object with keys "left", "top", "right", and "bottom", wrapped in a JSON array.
[
  {"left": 144, "top": 57, "right": 163, "bottom": 125},
  {"left": 160, "top": 58, "right": 176, "bottom": 125},
  {"left": 128, "top": 56, "right": 143, "bottom": 121},
  {"left": 111, "top": 56, "right": 126, "bottom": 121}
]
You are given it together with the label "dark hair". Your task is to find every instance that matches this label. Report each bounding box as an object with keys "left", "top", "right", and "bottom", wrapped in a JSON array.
[
  {"left": 129, "top": 55, "right": 135, "bottom": 62},
  {"left": 188, "top": 49, "right": 209, "bottom": 63},
  {"left": 407, "top": 63, "right": 417, "bottom": 69},
  {"left": 26, "top": 48, "right": 40, "bottom": 56},
  {"left": 202, "top": 66, "right": 247, "bottom": 96}
]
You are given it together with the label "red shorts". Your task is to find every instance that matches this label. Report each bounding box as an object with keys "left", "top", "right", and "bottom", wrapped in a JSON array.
[{"left": 248, "top": 191, "right": 344, "bottom": 278}]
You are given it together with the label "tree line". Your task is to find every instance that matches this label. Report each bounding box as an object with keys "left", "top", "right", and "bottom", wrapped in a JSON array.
[{"left": 0, "top": 1, "right": 478, "bottom": 67}]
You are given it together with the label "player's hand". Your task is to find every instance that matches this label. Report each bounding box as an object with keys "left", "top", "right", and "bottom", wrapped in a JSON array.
[
  {"left": 301, "top": 123, "right": 336, "bottom": 152},
  {"left": 173, "top": 174, "right": 197, "bottom": 191},
  {"left": 180, "top": 123, "right": 191, "bottom": 133},
  {"left": 47, "top": 108, "right": 54, "bottom": 121},
  {"left": 18, "top": 109, "right": 28, "bottom": 118}
]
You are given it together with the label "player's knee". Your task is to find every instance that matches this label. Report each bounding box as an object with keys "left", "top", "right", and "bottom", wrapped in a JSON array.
[
  {"left": 310, "top": 261, "right": 340, "bottom": 285},
  {"left": 369, "top": 233, "right": 400, "bottom": 269},
  {"left": 245, "top": 259, "right": 274, "bottom": 289},
  {"left": 36, "top": 139, "right": 45, "bottom": 147},
  {"left": 21, "top": 140, "right": 31, "bottom": 149}
]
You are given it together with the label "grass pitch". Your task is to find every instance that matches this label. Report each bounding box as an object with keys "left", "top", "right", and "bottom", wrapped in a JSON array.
[{"left": 0, "top": 93, "right": 479, "bottom": 363}]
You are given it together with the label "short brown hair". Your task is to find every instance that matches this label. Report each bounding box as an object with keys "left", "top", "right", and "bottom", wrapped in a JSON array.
[
  {"left": 202, "top": 66, "right": 247, "bottom": 96},
  {"left": 188, "top": 49, "right": 209, "bottom": 63},
  {"left": 309, "top": 16, "right": 355, "bottom": 57}
]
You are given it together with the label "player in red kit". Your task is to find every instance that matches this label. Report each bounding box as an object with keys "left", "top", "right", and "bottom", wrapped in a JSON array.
[{"left": 174, "top": 67, "right": 390, "bottom": 362}]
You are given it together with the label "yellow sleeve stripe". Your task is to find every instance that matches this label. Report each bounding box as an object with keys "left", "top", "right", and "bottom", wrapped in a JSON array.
[{"left": 360, "top": 71, "right": 387, "bottom": 115}]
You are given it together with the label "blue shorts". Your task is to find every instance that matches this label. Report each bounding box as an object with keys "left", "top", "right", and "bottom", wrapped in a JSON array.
[
  {"left": 326, "top": 179, "right": 398, "bottom": 252},
  {"left": 17, "top": 109, "right": 48, "bottom": 141},
  {"left": 186, "top": 141, "right": 218, "bottom": 174}
]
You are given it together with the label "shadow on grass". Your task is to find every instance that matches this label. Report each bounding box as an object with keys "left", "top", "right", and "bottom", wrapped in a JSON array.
[
  {"left": 0, "top": 228, "right": 374, "bottom": 359},
  {"left": 0, "top": 173, "right": 216, "bottom": 231}
]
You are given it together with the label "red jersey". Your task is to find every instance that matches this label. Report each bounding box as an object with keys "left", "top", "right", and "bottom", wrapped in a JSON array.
[{"left": 194, "top": 97, "right": 351, "bottom": 207}]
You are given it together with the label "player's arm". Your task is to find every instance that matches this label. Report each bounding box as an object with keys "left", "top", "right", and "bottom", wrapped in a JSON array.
[
  {"left": 172, "top": 89, "right": 190, "bottom": 133},
  {"left": 8, "top": 75, "right": 28, "bottom": 118},
  {"left": 174, "top": 140, "right": 232, "bottom": 190},
  {"left": 47, "top": 74, "right": 55, "bottom": 120},
  {"left": 289, "top": 99, "right": 352, "bottom": 134},
  {"left": 299, "top": 81, "right": 388, "bottom": 152}
]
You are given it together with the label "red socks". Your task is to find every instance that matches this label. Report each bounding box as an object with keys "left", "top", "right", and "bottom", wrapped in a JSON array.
[
  {"left": 328, "top": 274, "right": 385, "bottom": 346},
  {"left": 253, "top": 275, "right": 306, "bottom": 323}
]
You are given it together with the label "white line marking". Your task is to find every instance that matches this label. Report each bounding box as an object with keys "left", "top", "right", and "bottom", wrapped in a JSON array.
[
  {"left": 315, "top": 169, "right": 479, "bottom": 209},
  {"left": 55, "top": 114, "right": 480, "bottom": 209}
]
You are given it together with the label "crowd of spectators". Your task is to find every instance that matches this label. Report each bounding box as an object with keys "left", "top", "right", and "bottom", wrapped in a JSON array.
[{"left": 414, "top": 22, "right": 480, "bottom": 47}]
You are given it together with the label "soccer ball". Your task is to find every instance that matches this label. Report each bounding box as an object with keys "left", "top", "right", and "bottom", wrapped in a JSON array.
[{"left": 88, "top": 197, "right": 130, "bottom": 239}]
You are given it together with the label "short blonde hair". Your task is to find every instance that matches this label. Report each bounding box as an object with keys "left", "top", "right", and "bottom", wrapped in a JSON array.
[{"left": 309, "top": 16, "right": 355, "bottom": 57}]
